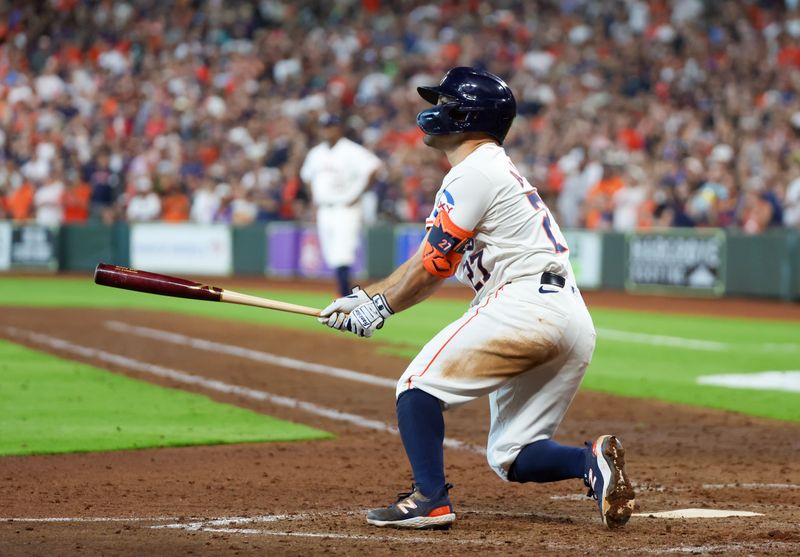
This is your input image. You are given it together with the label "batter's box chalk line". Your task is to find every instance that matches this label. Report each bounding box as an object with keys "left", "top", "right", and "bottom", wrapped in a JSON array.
[
  {"left": 150, "top": 511, "right": 510, "bottom": 545},
  {"left": 1, "top": 516, "right": 180, "bottom": 524},
  {"left": 150, "top": 511, "right": 791, "bottom": 553},
  {"left": 631, "top": 509, "right": 764, "bottom": 519},
  {"left": 627, "top": 481, "right": 800, "bottom": 493}
]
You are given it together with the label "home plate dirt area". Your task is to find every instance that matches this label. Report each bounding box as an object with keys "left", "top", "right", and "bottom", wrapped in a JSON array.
[{"left": 1, "top": 295, "right": 800, "bottom": 555}]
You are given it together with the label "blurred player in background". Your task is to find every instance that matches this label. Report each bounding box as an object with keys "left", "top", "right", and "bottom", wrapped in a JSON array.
[{"left": 301, "top": 114, "right": 382, "bottom": 295}]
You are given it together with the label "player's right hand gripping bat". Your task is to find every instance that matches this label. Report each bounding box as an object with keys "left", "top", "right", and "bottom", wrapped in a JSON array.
[{"left": 93, "top": 263, "right": 320, "bottom": 317}]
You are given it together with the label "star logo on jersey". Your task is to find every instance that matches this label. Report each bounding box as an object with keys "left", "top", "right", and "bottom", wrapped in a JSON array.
[{"left": 433, "top": 189, "right": 455, "bottom": 218}]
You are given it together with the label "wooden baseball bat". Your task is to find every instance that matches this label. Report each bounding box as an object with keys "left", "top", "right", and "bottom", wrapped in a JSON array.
[{"left": 93, "top": 263, "right": 320, "bottom": 317}]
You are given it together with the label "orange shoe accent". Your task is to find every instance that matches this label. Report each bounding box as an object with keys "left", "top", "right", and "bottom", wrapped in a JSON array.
[{"left": 427, "top": 505, "right": 452, "bottom": 517}]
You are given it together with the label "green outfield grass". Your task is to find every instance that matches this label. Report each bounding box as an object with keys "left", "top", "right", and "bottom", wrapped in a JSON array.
[
  {"left": 0, "top": 339, "right": 331, "bottom": 456},
  {"left": 1, "top": 275, "right": 798, "bottom": 422}
]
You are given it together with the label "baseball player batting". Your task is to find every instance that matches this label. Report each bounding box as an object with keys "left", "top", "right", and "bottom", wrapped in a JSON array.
[
  {"left": 319, "top": 67, "right": 635, "bottom": 530},
  {"left": 301, "top": 113, "right": 382, "bottom": 296}
]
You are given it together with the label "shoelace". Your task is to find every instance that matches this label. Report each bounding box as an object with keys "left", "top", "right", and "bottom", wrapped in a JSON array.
[
  {"left": 394, "top": 488, "right": 415, "bottom": 502},
  {"left": 394, "top": 483, "right": 454, "bottom": 503}
]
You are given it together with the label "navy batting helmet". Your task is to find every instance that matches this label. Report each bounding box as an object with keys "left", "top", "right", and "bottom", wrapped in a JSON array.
[{"left": 416, "top": 67, "right": 517, "bottom": 144}]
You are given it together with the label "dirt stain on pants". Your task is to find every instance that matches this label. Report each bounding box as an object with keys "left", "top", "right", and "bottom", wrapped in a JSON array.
[{"left": 440, "top": 336, "right": 559, "bottom": 379}]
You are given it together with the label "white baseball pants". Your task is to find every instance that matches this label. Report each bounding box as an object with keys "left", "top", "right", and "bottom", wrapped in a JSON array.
[
  {"left": 396, "top": 275, "right": 596, "bottom": 479},
  {"left": 316, "top": 205, "right": 362, "bottom": 269}
]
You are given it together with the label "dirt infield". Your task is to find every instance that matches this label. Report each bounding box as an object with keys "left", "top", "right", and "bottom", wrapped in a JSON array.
[{"left": 1, "top": 289, "right": 799, "bottom": 556}]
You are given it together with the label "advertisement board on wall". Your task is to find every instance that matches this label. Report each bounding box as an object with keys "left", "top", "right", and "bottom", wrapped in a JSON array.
[
  {"left": 393, "top": 225, "right": 426, "bottom": 268},
  {"left": 266, "top": 223, "right": 365, "bottom": 278},
  {"left": 130, "top": 224, "right": 232, "bottom": 276},
  {"left": 562, "top": 230, "right": 602, "bottom": 289},
  {"left": 0, "top": 222, "right": 11, "bottom": 271},
  {"left": 626, "top": 229, "right": 726, "bottom": 295},
  {"left": 9, "top": 225, "right": 58, "bottom": 270},
  {"left": 267, "top": 223, "right": 300, "bottom": 277}
]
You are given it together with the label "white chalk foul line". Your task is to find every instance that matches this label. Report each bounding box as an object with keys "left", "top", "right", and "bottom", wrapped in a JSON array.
[
  {"left": 596, "top": 328, "right": 799, "bottom": 353},
  {"left": 596, "top": 328, "right": 727, "bottom": 351},
  {"left": 151, "top": 514, "right": 493, "bottom": 544},
  {"left": 549, "top": 494, "right": 589, "bottom": 501},
  {"left": 696, "top": 371, "right": 800, "bottom": 393},
  {"left": 153, "top": 514, "right": 309, "bottom": 530},
  {"left": 0, "top": 514, "right": 304, "bottom": 525},
  {"left": 632, "top": 509, "right": 763, "bottom": 519},
  {"left": 702, "top": 482, "right": 800, "bottom": 490},
  {"left": 179, "top": 529, "right": 497, "bottom": 544},
  {"left": 2, "top": 327, "right": 483, "bottom": 455},
  {"left": 545, "top": 541, "right": 798, "bottom": 555},
  {"left": 629, "top": 481, "right": 800, "bottom": 494},
  {"left": 1, "top": 516, "right": 180, "bottom": 523},
  {"left": 105, "top": 321, "right": 397, "bottom": 388},
  {"left": 6, "top": 512, "right": 788, "bottom": 552}
]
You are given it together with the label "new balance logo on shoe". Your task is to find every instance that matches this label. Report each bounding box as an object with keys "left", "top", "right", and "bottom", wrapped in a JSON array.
[
  {"left": 396, "top": 499, "right": 418, "bottom": 515},
  {"left": 587, "top": 468, "right": 597, "bottom": 492}
]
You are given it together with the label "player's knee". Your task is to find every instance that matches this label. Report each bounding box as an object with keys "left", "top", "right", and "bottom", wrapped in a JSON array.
[
  {"left": 396, "top": 387, "right": 442, "bottom": 409},
  {"left": 507, "top": 460, "right": 523, "bottom": 483}
]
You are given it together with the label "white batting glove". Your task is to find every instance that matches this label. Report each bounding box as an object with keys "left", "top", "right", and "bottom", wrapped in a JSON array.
[
  {"left": 342, "top": 294, "right": 394, "bottom": 338},
  {"left": 318, "top": 287, "right": 370, "bottom": 329}
]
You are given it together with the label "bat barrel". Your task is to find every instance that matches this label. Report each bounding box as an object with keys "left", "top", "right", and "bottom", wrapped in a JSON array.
[{"left": 94, "top": 263, "right": 223, "bottom": 302}]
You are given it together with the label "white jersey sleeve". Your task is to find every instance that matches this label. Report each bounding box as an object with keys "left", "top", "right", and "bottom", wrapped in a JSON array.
[
  {"left": 426, "top": 143, "right": 571, "bottom": 304},
  {"left": 433, "top": 172, "right": 494, "bottom": 231}
]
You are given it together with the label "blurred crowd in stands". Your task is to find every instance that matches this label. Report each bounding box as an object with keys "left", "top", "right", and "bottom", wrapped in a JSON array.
[{"left": 1, "top": 0, "right": 800, "bottom": 233}]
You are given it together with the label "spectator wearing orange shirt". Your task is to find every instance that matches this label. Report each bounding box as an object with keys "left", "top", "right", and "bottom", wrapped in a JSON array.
[
  {"left": 0, "top": 160, "right": 16, "bottom": 219},
  {"left": 0, "top": 189, "right": 8, "bottom": 219},
  {"left": 8, "top": 181, "right": 35, "bottom": 222},
  {"left": 160, "top": 175, "right": 190, "bottom": 222},
  {"left": 278, "top": 163, "right": 306, "bottom": 220},
  {"left": 583, "top": 154, "right": 627, "bottom": 230},
  {"left": 62, "top": 169, "right": 91, "bottom": 223}
]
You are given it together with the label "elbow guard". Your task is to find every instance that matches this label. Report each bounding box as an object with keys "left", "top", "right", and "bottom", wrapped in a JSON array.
[{"left": 422, "top": 210, "right": 474, "bottom": 278}]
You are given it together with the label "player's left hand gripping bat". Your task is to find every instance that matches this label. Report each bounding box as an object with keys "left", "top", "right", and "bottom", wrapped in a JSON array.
[{"left": 93, "top": 263, "right": 320, "bottom": 317}]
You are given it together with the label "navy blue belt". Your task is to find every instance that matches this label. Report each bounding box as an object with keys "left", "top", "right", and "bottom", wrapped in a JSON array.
[{"left": 541, "top": 272, "right": 566, "bottom": 288}]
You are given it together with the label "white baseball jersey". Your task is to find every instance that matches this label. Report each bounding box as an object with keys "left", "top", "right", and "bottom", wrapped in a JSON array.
[
  {"left": 126, "top": 192, "right": 161, "bottom": 222},
  {"left": 402, "top": 142, "right": 596, "bottom": 480},
  {"left": 425, "top": 143, "right": 573, "bottom": 305},
  {"left": 301, "top": 138, "right": 381, "bottom": 268}
]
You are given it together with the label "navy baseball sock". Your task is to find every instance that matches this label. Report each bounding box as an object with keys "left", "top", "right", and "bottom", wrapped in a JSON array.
[
  {"left": 507, "top": 439, "right": 588, "bottom": 483},
  {"left": 396, "top": 389, "right": 446, "bottom": 499},
  {"left": 334, "top": 266, "right": 351, "bottom": 297}
]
